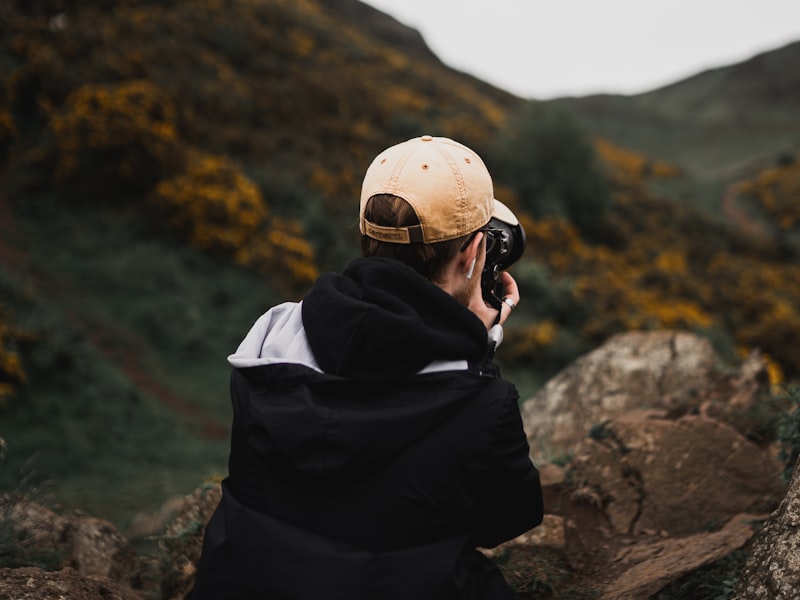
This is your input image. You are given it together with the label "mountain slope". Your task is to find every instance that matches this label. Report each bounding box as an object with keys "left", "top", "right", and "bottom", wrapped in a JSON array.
[
  {"left": 0, "top": 0, "right": 527, "bottom": 522},
  {"left": 318, "top": 0, "right": 443, "bottom": 63},
  {"left": 2, "top": 0, "right": 523, "bottom": 270},
  {"left": 550, "top": 40, "right": 800, "bottom": 182}
]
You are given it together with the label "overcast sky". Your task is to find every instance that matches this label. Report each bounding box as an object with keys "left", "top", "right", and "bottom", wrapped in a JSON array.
[{"left": 363, "top": 0, "right": 800, "bottom": 99}]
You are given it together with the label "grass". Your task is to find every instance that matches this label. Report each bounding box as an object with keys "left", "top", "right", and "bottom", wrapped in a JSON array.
[
  {"left": 0, "top": 512, "right": 65, "bottom": 570},
  {"left": 0, "top": 291, "right": 229, "bottom": 526},
  {"left": 14, "top": 193, "right": 283, "bottom": 416},
  {"left": 495, "top": 545, "right": 590, "bottom": 599},
  {"left": 653, "top": 550, "right": 747, "bottom": 600},
  {"left": 0, "top": 192, "right": 288, "bottom": 527}
]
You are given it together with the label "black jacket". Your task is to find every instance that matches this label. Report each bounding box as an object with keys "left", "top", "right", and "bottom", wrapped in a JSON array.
[{"left": 192, "top": 258, "right": 543, "bottom": 599}]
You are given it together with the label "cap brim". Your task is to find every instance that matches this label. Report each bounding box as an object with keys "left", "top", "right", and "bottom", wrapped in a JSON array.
[{"left": 492, "top": 199, "right": 519, "bottom": 226}]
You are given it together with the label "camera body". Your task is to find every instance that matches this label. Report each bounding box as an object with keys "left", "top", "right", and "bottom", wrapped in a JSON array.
[{"left": 480, "top": 215, "right": 526, "bottom": 310}]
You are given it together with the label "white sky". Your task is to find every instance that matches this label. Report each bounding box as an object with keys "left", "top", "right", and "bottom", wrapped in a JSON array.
[{"left": 363, "top": 0, "right": 800, "bottom": 99}]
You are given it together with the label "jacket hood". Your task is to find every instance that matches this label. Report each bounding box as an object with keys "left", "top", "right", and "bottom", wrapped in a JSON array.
[
  {"left": 301, "top": 257, "right": 489, "bottom": 379},
  {"left": 225, "top": 257, "right": 500, "bottom": 481},
  {"left": 228, "top": 300, "right": 321, "bottom": 371}
]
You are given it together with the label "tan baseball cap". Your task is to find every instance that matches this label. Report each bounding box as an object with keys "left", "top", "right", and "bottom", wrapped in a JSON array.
[{"left": 360, "top": 135, "right": 517, "bottom": 244}]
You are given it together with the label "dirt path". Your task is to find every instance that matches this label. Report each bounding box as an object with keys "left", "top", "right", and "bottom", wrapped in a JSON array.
[{"left": 0, "top": 166, "right": 227, "bottom": 440}]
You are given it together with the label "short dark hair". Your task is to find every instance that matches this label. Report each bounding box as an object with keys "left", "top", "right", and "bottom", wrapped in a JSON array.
[{"left": 361, "top": 194, "right": 471, "bottom": 282}]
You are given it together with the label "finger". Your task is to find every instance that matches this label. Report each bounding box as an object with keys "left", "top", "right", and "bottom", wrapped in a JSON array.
[
  {"left": 500, "top": 272, "right": 520, "bottom": 306},
  {"left": 501, "top": 297, "right": 517, "bottom": 311},
  {"left": 493, "top": 292, "right": 513, "bottom": 328}
]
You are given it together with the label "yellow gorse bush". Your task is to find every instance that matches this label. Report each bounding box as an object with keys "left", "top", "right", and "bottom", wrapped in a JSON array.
[
  {"left": 595, "top": 138, "right": 681, "bottom": 187},
  {"left": 50, "top": 80, "right": 183, "bottom": 197},
  {"left": 524, "top": 213, "right": 711, "bottom": 332},
  {"left": 151, "top": 154, "right": 317, "bottom": 294},
  {"left": 736, "top": 346, "right": 785, "bottom": 390},
  {"left": 739, "top": 154, "right": 800, "bottom": 231},
  {"left": 240, "top": 216, "right": 318, "bottom": 292},
  {"left": 152, "top": 154, "right": 268, "bottom": 254},
  {"left": 521, "top": 199, "right": 800, "bottom": 375},
  {"left": 707, "top": 254, "right": 800, "bottom": 373}
]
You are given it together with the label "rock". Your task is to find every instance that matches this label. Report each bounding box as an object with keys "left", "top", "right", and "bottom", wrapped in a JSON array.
[
  {"left": 1, "top": 494, "right": 72, "bottom": 562},
  {"left": 509, "top": 514, "right": 566, "bottom": 551},
  {"left": 151, "top": 481, "right": 222, "bottom": 600},
  {"left": 521, "top": 331, "right": 716, "bottom": 462},
  {"left": 125, "top": 495, "right": 186, "bottom": 540},
  {"left": 0, "top": 494, "right": 139, "bottom": 585},
  {"left": 568, "top": 413, "right": 784, "bottom": 537},
  {"left": 692, "top": 349, "right": 782, "bottom": 444},
  {"left": 733, "top": 459, "right": 800, "bottom": 599},
  {"left": 603, "top": 513, "right": 763, "bottom": 600},
  {"left": 0, "top": 566, "right": 143, "bottom": 600},
  {"left": 538, "top": 463, "right": 566, "bottom": 487},
  {"left": 486, "top": 516, "right": 574, "bottom": 599},
  {"left": 483, "top": 514, "right": 567, "bottom": 558},
  {"left": 70, "top": 516, "right": 139, "bottom": 583},
  {"left": 726, "top": 349, "right": 771, "bottom": 410}
]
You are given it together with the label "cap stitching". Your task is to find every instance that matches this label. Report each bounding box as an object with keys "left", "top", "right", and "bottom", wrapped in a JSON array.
[
  {"left": 433, "top": 142, "right": 468, "bottom": 237},
  {"left": 386, "top": 142, "right": 416, "bottom": 193}
]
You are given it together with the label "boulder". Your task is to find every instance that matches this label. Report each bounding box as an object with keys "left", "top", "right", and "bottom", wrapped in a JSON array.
[
  {"left": 70, "top": 516, "right": 139, "bottom": 583},
  {"left": 538, "top": 463, "right": 566, "bottom": 487},
  {"left": 568, "top": 412, "right": 783, "bottom": 537},
  {"left": 0, "top": 494, "right": 138, "bottom": 585},
  {"left": 151, "top": 481, "right": 222, "bottom": 600},
  {"left": 521, "top": 331, "right": 717, "bottom": 462},
  {"left": 603, "top": 513, "right": 763, "bottom": 600},
  {"left": 733, "top": 459, "right": 800, "bottom": 599}
]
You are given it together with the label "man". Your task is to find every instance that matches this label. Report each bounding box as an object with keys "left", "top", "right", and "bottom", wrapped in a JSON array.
[{"left": 192, "top": 136, "right": 543, "bottom": 599}]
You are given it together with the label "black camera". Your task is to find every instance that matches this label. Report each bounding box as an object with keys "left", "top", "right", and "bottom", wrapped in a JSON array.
[{"left": 480, "top": 215, "right": 526, "bottom": 310}]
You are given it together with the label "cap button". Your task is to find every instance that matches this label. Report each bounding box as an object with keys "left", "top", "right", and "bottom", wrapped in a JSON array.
[{"left": 421, "top": 135, "right": 433, "bottom": 142}]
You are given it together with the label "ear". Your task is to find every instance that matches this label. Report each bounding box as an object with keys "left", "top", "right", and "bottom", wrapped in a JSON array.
[{"left": 460, "top": 232, "right": 483, "bottom": 275}]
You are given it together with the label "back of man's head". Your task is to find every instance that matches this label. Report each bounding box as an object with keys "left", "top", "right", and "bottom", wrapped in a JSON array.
[{"left": 359, "top": 136, "right": 513, "bottom": 282}]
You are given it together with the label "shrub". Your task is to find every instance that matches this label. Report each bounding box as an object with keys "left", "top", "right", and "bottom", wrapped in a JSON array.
[
  {"left": 150, "top": 153, "right": 317, "bottom": 295},
  {"left": 488, "top": 101, "right": 613, "bottom": 243},
  {"left": 594, "top": 138, "right": 682, "bottom": 187},
  {"left": 49, "top": 80, "right": 185, "bottom": 202},
  {"left": 151, "top": 154, "right": 268, "bottom": 256},
  {"left": 239, "top": 215, "right": 318, "bottom": 295},
  {"left": 739, "top": 153, "right": 800, "bottom": 232}
]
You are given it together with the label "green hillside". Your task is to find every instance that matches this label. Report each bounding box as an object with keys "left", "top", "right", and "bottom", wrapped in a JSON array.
[
  {"left": 0, "top": 0, "right": 526, "bottom": 525},
  {"left": 549, "top": 41, "right": 800, "bottom": 184},
  {"left": 0, "top": 0, "right": 799, "bottom": 527}
]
